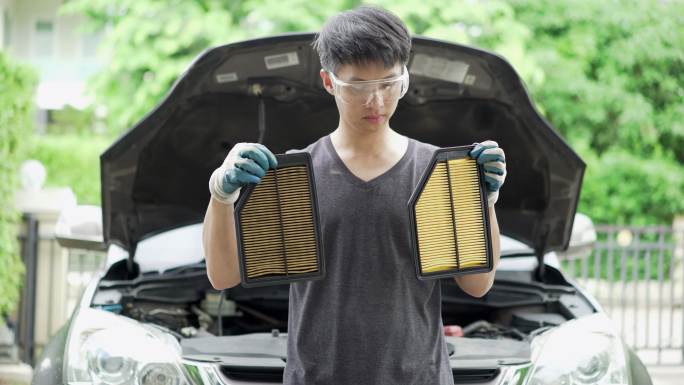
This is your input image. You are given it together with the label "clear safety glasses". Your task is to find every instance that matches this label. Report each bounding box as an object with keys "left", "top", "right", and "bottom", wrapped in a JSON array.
[{"left": 328, "top": 65, "right": 410, "bottom": 106}]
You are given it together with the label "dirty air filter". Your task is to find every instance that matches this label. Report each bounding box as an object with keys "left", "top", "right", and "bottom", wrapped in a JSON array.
[
  {"left": 408, "top": 145, "right": 493, "bottom": 280},
  {"left": 234, "top": 152, "right": 324, "bottom": 287}
]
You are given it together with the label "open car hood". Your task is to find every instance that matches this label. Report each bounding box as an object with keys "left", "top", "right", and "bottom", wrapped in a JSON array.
[{"left": 101, "top": 32, "right": 584, "bottom": 260}]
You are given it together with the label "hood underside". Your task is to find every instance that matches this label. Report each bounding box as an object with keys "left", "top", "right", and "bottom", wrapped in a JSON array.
[{"left": 101, "top": 32, "right": 585, "bottom": 257}]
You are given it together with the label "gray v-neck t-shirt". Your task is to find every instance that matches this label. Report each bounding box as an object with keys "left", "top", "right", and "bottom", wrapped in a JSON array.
[{"left": 283, "top": 134, "right": 454, "bottom": 385}]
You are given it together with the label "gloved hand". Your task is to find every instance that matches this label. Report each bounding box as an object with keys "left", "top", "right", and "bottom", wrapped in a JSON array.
[
  {"left": 468, "top": 140, "right": 506, "bottom": 207},
  {"left": 208, "top": 143, "right": 278, "bottom": 205}
]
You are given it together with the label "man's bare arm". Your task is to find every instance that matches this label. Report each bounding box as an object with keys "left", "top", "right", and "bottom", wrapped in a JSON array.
[
  {"left": 454, "top": 206, "right": 501, "bottom": 298},
  {"left": 203, "top": 143, "right": 278, "bottom": 290},
  {"left": 202, "top": 196, "right": 242, "bottom": 289}
]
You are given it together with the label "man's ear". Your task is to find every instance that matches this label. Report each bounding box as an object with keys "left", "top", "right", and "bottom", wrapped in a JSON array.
[{"left": 320, "top": 69, "right": 334, "bottom": 96}]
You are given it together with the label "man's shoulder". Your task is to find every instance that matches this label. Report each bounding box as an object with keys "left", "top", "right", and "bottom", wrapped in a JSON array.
[
  {"left": 409, "top": 137, "right": 439, "bottom": 160},
  {"left": 284, "top": 135, "right": 327, "bottom": 155}
]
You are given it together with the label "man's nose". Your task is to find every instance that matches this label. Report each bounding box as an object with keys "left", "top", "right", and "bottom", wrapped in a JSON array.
[{"left": 364, "top": 89, "right": 384, "bottom": 108}]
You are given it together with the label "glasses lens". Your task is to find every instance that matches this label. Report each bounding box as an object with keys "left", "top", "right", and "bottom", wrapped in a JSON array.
[{"left": 333, "top": 74, "right": 405, "bottom": 105}]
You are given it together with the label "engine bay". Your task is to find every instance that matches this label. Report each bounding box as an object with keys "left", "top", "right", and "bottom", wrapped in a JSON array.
[{"left": 90, "top": 264, "right": 595, "bottom": 348}]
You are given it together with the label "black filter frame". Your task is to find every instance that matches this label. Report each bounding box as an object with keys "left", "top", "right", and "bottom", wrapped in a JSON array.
[
  {"left": 234, "top": 152, "right": 325, "bottom": 287},
  {"left": 407, "top": 145, "right": 494, "bottom": 280}
]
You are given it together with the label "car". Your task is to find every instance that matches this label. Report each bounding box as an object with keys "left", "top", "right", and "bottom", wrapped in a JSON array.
[{"left": 32, "top": 32, "right": 653, "bottom": 385}]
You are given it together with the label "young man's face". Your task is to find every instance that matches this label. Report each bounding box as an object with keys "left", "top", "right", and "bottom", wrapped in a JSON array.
[{"left": 320, "top": 61, "right": 404, "bottom": 133}]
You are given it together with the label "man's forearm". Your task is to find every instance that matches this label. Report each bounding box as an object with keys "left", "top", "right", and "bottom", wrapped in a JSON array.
[
  {"left": 454, "top": 206, "right": 501, "bottom": 297},
  {"left": 202, "top": 197, "right": 242, "bottom": 289}
]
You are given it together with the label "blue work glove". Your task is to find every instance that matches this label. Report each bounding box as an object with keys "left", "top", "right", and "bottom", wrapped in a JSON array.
[
  {"left": 208, "top": 143, "right": 278, "bottom": 204},
  {"left": 468, "top": 140, "right": 506, "bottom": 207}
]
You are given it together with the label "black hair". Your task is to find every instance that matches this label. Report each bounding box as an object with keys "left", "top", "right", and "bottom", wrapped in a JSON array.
[{"left": 312, "top": 4, "right": 411, "bottom": 74}]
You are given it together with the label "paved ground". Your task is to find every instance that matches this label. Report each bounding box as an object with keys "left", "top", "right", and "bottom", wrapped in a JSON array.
[
  {"left": 611, "top": 305, "right": 683, "bottom": 366},
  {"left": 648, "top": 365, "right": 684, "bottom": 385},
  {"left": 0, "top": 362, "right": 31, "bottom": 385},
  {"left": 582, "top": 279, "right": 684, "bottom": 383}
]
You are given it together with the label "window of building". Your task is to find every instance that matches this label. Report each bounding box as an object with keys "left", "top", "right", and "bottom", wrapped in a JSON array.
[
  {"left": 82, "top": 30, "right": 103, "bottom": 58},
  {"left": 2, "top": 9, "right": 10, "bottom": 49},
  {"left": 34, "top": 19, "right": 54, "bottom": 57}
]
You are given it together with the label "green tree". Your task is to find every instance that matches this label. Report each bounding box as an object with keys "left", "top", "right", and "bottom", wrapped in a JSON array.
[
  {"left": 62, "top": 0, "right": 241, "bottom": 134},
  {"left": 61, "top": 0, "right": 352, "bottom": 135},
  {"left": 511, "top": 0, "right": 684, "bottom": 158},
  {"left": 0, "top": 52, "right": 37, "bottom": 320},
  {"left": 26, "top": 134, "right": 112, "bottom": 205},
  {"left": 508, "top": 0, "right": 684, "bottom": 224}
]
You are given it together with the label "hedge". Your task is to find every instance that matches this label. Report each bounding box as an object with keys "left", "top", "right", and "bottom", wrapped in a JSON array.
[{"left": 0, "top": 52, "right": 37, "bottom": 320}]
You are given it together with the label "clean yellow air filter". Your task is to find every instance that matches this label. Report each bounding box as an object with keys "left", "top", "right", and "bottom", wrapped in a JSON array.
[
  {"left": 234, "top": 152, "right": 324, "bottom": 287},
  {"left": 408, "top": 146, "right": 493, "bottom": 279}
]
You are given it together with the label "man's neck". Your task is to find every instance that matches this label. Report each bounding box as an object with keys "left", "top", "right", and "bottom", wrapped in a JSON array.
[{"left": 330, "top": 123, "right": 402, "bottom": 157}]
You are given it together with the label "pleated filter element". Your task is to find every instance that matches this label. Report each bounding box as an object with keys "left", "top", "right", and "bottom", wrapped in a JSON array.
[
  {"left": 234, "top": 152, "right": 324, "bottom": 287},
  {"left": 408, "top": 145, "right": 493, "bottom": 280}
]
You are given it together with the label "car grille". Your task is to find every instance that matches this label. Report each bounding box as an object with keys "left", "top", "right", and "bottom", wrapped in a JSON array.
[
  {"left": 409, "top": 146, "right": 493, "bottom": 280},
  {"left": 218, "top": 366, "right": 501, "bottom": 383},
  {"left": 220, "top": 365, "right": 284, "bottom": 382},
  {"left": 452, "top": 368, "right": 501, "bottom": 383},
  {"left": 235, "top": 152, "right": 324, "bottom": 287}
]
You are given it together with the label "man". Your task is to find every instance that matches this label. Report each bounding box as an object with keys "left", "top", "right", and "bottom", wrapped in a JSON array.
[{"left": 203, "top": 5, "right": 507, "bottom": 385}]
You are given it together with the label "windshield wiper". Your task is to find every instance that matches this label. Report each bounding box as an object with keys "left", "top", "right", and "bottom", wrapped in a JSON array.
[
  {"left": 500, "top": 251, "right": 535, "bottom": 258},
  {"left": 163, "top": 261, "right": 207, "bottom": 275}
]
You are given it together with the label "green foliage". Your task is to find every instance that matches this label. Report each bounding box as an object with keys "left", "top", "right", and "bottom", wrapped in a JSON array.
[
  {"left": 0, "top": 52, "right": 37, "bottom": 318},
  {"left": 60, "top": 0, "right": 684, "bottom": 225},
  {"left": 61, "top": 0, "right": 247, "bottom": 135},
  {"left": 47, "top": 105, "right": 99, "bottom": 136},
  {"left": 25, "top": 134, "right": 112, "bottom": 205},
  {"left": 506, "top": 0, "right": 684, "bottom": 224},
  {"left": 511, "top": 0, "right": 684, "bottom": 159},
  {"left": 59, "top": 0, "right": 359, "bottom": 134},
  {"left": 579, "top": 146, "right": 684, "bottom": 225}
]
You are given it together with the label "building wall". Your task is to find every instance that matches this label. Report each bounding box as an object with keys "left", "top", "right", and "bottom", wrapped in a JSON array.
[
  {"left": 1, "top": 0, "right": 104, "bottom": 110},
  {"left": 8, "top": 0, "right": 103, "bottom": 76}
]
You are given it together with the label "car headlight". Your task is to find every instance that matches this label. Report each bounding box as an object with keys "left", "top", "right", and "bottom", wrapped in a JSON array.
[
  {"left": 65, "top": 307, "right": 190, "bottom": 385},
  {"left": 526, "top": 313, "right": 629, "bottom": 385}
]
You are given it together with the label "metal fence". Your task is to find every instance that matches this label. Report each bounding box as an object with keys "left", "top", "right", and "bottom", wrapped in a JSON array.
[
  {"left": 561, "top": 224, "right": 684, "bottom": 366},
  {"left": 14, "top": 214, "right": 106, "bottom": 365}
]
